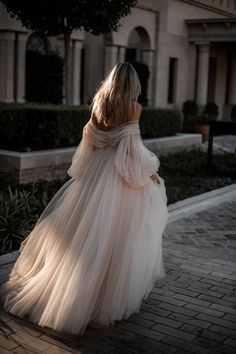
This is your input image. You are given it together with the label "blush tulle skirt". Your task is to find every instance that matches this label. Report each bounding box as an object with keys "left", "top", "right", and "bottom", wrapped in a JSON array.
[{"left": 0, "top": 146, "right": 168, "bottom": 335}]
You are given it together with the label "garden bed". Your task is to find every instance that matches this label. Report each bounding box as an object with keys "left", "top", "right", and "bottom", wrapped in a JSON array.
[
  {"left": 0, "top": 150, "right": 235, "bottom": 255},
  {"left": 0, "top": 134, "right": 202, "bottom": 184}
]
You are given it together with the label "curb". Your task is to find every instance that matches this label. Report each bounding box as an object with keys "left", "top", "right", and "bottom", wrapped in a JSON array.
[
  {"left": 168, "top": 182, "right": 236, "bottom": 222},
  {"left": 1, "top": 183, "right": 236, "bottom": 266}
]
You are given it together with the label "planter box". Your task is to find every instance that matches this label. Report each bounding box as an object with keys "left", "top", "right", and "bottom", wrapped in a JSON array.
[{"left": 0, "top": 133, "right": 202, "bottom": 184}]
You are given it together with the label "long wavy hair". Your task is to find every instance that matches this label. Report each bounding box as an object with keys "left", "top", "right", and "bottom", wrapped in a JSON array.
[{"left": 91, "top": 62, "right": 141, "bottom": 130}]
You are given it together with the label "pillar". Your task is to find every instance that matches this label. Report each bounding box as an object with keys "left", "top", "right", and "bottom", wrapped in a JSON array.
[
  {"left": 0, "top": 32, "right": 15, "bottom": 102},
  {"left": 16, "top": 33, "right": 27, "bottom": 103},
  {"left": 71, "top": 40, "right": 82, "bottom": 106},
  {"left": 117, "top": 46, "right": 126, "bottom": 62},
  {"left": 228, "top": 54, "right": 236, "bottom": 105},
  {"left": 104, "top": 45, "right": 118, "bottom": 75},
  {"left": 196, "top": 42, "right": 210, "bottom": 107},
  {"left": 142, "top": 50, "right": 155, "bottom": 106}
]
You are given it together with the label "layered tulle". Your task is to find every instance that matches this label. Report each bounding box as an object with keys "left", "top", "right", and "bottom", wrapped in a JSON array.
[{"left": 0, "top": 119, "right": 168, "bottom": 335}]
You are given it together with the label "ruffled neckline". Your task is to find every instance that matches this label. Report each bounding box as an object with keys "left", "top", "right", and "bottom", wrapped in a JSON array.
[{"left": 88, "top": 118, "right": 139, "bottom": 134}]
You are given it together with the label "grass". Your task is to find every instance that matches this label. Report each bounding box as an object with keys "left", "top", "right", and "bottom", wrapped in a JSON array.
[
  {"left": 0, "top": 150, "right": 235, "bottom": 254},
  {"left": 159, "top": 150, "right": 236, "bottom": 204}
]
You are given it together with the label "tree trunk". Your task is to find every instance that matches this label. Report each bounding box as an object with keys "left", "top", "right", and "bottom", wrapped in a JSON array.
[{"left": 64, "top": 30, "right": 71, "bottom": 105}]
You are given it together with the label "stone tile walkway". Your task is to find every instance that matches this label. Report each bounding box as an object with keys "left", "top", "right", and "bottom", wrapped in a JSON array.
[{"left": 0, "top": 186, "right": 236, "bottom": 353}]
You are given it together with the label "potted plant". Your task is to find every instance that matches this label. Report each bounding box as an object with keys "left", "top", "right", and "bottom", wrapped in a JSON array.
[
  {"left": 231, "top": 105, "right": 236, "bottom": 123},
  {"left": 197, "top": 102, "right": 219, "bottom": 142},
  {"left": 182, "top": 100, "right": 198, "bottom": 133}
]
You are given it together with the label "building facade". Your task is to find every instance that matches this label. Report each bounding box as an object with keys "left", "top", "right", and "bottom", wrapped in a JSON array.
[{"left": 0, "top": 0, "right": 236, "bottom": 119}]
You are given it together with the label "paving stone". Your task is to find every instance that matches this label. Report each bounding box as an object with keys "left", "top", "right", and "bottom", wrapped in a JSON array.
[
  {"left": 13, "top": 345, "right": 40, "bottom": 354},
  {"left": 165, "top": 284, "right": 200, "bottom": 298},
  {"left": 223, "top": 337, "right": 236, "bottom": 347},
  {"left": 43, "top": 346, "right": 81, "bottom": 354},
  {"left": 223, "top": 314, "right": 236, "bottom": 323},
  {"left": 10, "top": 330, "right": 53, "bottom": 351},
  {"left": 149, "top": 293, "right": 187, "bottom": 306},
  {"left": 198, "top": 294, "right": 236, "bottom": 309},
  {"left": 141, "top": 303, "right": 171, "bottom": 317},
  {"left": 126, "top": 315, "right": 154, "bottom": 329},
  {"left": 184, "top": 303, "right": 224, "bottom": 318},
  {"left": 161, "top": 336, "right": 209, "bottom": 354},
  {"left": 208, "top": 344, "right": 236, "bottom": 354},
  {"left": 139, "top": 311, "right": 183, "bottom": 328},
  {"left": 192, "top": 335, "right": 219, "bottom": 348},
  {"left": 168, "top": 313, "right": 211, "bottom": 329},
  {"left": 210, "top": 303, "right": 236, "bottom": 315},
  {"left": 122, "top": 323, "right": 166, "bottom": 342},
  {"left": 209, "top": 324, "right": 236, "bottom": 339},
  {"left": 173, "top": 294, "right": 211, "bottom": 307},
  {"left": 196, "top": 313, "right": 236, "bottom": 329},
  {"left": 151, "top": 323, "right": 196, "bottom": 341},
  {"left": 156, "top": 302, "right": 198, "bottom": 318},
  {"left": 0, "top": 335, "right": 19, "bottom": 350},
  {"left": 0, "top": 347, "right": 13, "bottom": 354}
]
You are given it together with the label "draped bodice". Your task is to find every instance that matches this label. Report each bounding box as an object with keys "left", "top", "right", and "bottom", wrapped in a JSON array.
[
  {"left": 67, "top": 118, "right": 160, "bottom": 188},
  {"left": 83, "top": 119, "right": 140, "bottom": 149}
]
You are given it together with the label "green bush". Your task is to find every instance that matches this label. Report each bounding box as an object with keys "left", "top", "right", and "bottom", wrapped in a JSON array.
[
  {"left": 0, "top": 180, "right": 64, "bottom": 255},
  {"left": 0, "top": 103, "right": 90, "bottom": 151},
  {"left": 198, "top": 102, "right": 219, "bottom": 124},
  {"left": 140, "top": 108, "right": 181, "bottom": 139},
  {"left": 0, "top": 104, "right": 181, "bottom": 151}
]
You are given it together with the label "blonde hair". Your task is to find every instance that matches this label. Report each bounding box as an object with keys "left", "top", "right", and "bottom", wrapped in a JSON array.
[{"left": 91, "top": 62, "right": 141, "bottom": 130}]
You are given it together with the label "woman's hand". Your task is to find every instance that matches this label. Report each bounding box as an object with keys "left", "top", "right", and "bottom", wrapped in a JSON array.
[{"left": 150, "top": 173, "right": 160, "bottom": 184}]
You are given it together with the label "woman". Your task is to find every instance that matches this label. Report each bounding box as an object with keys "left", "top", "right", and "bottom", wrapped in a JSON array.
[{"left": 0, "top": 62, "right": 168, "bottom": 335}]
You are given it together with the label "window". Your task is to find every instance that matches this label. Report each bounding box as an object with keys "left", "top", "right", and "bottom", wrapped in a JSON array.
[{"left": 168, "top": 58, "right": 178, "bottom": 104}]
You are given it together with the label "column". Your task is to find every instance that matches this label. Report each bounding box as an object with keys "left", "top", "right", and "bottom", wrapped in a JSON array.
[
  {"left": 72, "top": 40, "right": 82, "bottom": 106},
  {"left": 0, "top": 32, "right": 15, "bottom": 102},
  {"left": 16, "top": 33, "right": 27, "bottom": 103},
  {"left": 196, "top": 42, "right": 210, "bottom": 107},
  {"left": 57, "top": 37, "right": 73, "bottom": 105},
  {"left": 117, "top": 46, "right": 126, "bottom": 62},
  {"left": 57, "top": 38, "right": 66, "bottom": 104},
  {"left": 228, "top": 54, "right": 236, "bottom": 105},
  {"left": 142, "top": 50, "right": 155, "bottom": 106},
  {"left": 104, "top": 45, "right": 118, "bottom": 75}
]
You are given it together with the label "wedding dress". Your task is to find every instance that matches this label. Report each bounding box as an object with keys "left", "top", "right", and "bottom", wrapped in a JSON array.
[{"left": 0, "top": 118, "right": 168, "bottom": 335}]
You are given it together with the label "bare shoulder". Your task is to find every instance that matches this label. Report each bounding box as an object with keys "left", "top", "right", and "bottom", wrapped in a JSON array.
[{"left": 128, "top": 102, "right": 142, "bottom": 122}]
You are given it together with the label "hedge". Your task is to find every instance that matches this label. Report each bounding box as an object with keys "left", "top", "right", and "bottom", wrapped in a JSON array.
[{"left": 0, "top": 103, "right": 181, "bottom": 151}]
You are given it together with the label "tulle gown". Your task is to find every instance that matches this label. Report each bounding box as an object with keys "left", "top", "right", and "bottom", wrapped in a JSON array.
[{"left": 0, "top": 118, "right": 168, "bottom": 335}]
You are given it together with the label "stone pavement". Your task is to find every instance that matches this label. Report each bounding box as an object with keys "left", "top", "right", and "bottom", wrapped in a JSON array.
[{"left": 0, "top": 184, "right": 236, "bottom": 354}]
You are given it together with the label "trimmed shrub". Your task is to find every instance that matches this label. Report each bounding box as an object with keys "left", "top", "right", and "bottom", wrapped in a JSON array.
[
  {"left": 140, "top": 109, "right": 181, "bottom": 139},
  {"left": 0, "top": 103, "right": 90, "bottom": 151},
  {"left": 0, "top": 104, "right": 181, "bottom": 151}
]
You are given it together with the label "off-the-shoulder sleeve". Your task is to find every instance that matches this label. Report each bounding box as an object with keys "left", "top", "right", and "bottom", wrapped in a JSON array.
[
  {"left": 67, "top": 139, "right": 94, "bottom": 178},
  {"left": 114, "top": 133, "right": 160, "bottom": 188}
]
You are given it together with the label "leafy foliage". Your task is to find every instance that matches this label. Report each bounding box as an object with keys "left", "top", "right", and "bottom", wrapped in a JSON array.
[
  {"left": 1, "top": 0, "right": 138, "bottom": 36},
  {"left": 1, "top": 0, "right": 138, "bottom": 103},
  {"left": 0, "top": 180, "right": 64, "bottom": 254},
  {"left": 0, "top": 104, "right": 181, "bottom": 151}
]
